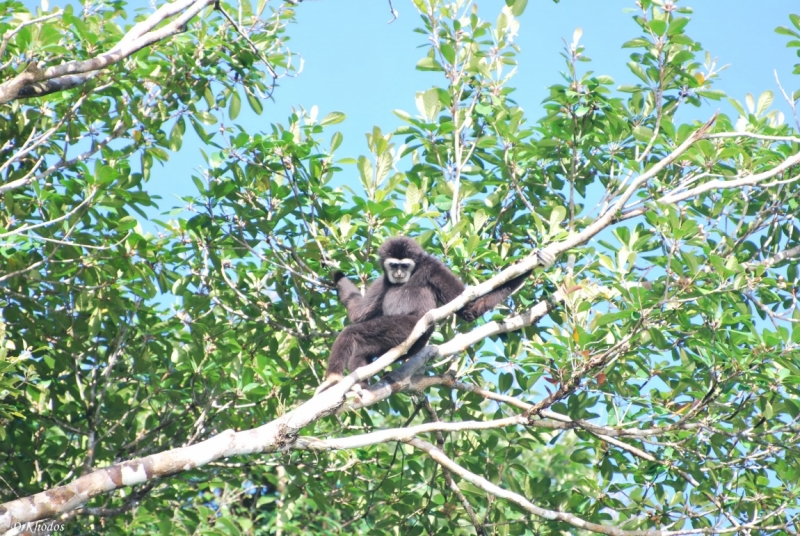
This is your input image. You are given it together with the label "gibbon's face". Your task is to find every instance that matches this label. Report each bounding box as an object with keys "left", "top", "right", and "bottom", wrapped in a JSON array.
[{"left": 384, "top": 258, "right": 416, "bottom": 285}]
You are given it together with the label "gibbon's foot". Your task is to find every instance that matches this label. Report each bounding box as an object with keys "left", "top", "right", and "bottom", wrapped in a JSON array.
[
  {"left": 351, "top": 381, "right": 372, "bottom": 393},
  {"left": 536, "top": 249, "right": 556, "bottom": 270},
  {"left": 314, "top": 373, "right": 343, "bottom": 396},
  {"left": 347, "top": 382, "right": 367, "bottom": 402}
]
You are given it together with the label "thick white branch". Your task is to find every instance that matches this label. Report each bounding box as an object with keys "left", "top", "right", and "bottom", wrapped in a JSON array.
[
  {"left": 0, "top": 0, "right": 215, "bottom": 103},
  {"left": 658, "top": 149, "right": 800, "bottom": 204},
  {"left": 295, "top": 415, "right": 526, "bottom": 451},
  {"left": 706, "top": 132, "right": 800, "bottom": 144},
  {"left": 0, "top": 378, "right": 354, "bottom": 531},
  {"left": 438, "top": 292, "right": 561, "bottom": 356}
]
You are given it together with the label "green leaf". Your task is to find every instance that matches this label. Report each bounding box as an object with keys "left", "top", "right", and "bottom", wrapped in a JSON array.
[
  {"left": 440, "top": 43, "right": 456, "bottom": 64},
  {"left": 649, "top": 19, "right": 667, "bottom": 35},
  {"left": 393, "top": 109, "right": 414, "bottom": 123},
  {"left": 632, "top": 125, "right": 654, "bottom": 142},
  {"left": 622, "top": 37, "right": 652, "bottom": 49},
  {"left": 415, "top": 88, "right": 441, "bottom": 122},
  {"left": 475, "top": 103, "right": 492, "bottom": 115},
  {"left": 548, "top": 206, "right": 567, "bottom": 237},
  {"left": 510, "top": 0, "right": 527, "bottom": 17},
  {"left": 433, "top": 195, "right": 452, "bottom": 211},
  {"left": 116, "top": 216, "right": 138, "bottom": 231},
  {"left": 473, "top": 209, "right": 488, "bottom": 231},
  {"left": 229, "top": 91, "right": 241, "bottom": 120},
  {"left": 94, "top": 163, "right": 117, "bottom": 186},
  {"left": 775, "top": 25, "right": 800, "bottom": 38},
  {"left": 357, "top": 155, "right": 373, "bottom": 189},
  {"left": 728, "top": 97, "right": 746, "bottom": 116},
  {"left": 695, "top": 89, "right": 726, "bottom": 100},
  {"left": 763, "top": 401, "right": 774, "bottom": 420},
  {"left": 189, "top": 116, "right": 210, "bottom": 143},
  {"left": 405, "top": 183, "right": 421, "bottom": 212},
  {"left": 746, "top": 92, "right": 755, "bottom": 113},
  {"left": 209, "top": 151, "right": 225, "bottom": 169},
  {"left": 594, "top": 310, "right": 634, "bottom": 328},
  {"left": 330, "top": 131, "right": 343, "bottom": 153},
  {"left": 499, "top": 372, "right": 513, "bottom": 393},
  {"left": 195, "top": 111, "right": 217, "bottom": 125},
  {"left": 649, "top": 327, "right": 669, "bottom": 350},
  {"left": 375, "top": 153, "right": 392, "bottom": 185},
  {"left": 497, "top": 9, "right": 510, "bottom": 35},
  {"left": 627, "top": 62, "right": 648, "bottom": 83},
  {"left": 669, "top": 50, "right": 695, "bottom": 65},
  {"left": 667, "top": 17, "right": 689, "bottom": 36},
  {"left": 247, "top": 92, "right": 263, "bottom": 115},
  {"left": 756, "top": 90, "right": 773, "bottom": 116},
  {"left": 466, "top": 233, "right": 480, "bottom": 254},
  {"left": 320, "top": 111, "right": 346, "bottom": 126},
  {"left": 87, "top": 308, "right": 101, "bottom": 338},
  {"left": 618, "top": 84, "right": 643, "bottom": 93},
  {"left": 169, "top": 117, "right": 185, "bottom": 152},
  {"left": 416, "top": 57, "right": 444, "bottom": 71},
  {"left": 476, "top": 135, "right": 497, "bottom": 148}
]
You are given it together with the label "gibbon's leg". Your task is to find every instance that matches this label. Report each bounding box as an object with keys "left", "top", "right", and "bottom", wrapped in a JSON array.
[{"left": 315, "top": 315, "right": 427, "bottom": 395}]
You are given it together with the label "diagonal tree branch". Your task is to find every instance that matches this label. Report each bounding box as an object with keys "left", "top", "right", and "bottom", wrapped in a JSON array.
[
  {"left": 0, "top": 0, "right": 215, "bottom": 103},
  {"left": 657, "top": 149, "right": 800, "bottom": 204}
]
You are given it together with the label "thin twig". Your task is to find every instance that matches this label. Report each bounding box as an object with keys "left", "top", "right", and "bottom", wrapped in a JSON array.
[
  {"left": 214, "top": 0, "right": 277, "bottom": 79},
  {"left": 0, "top": 10, "right": 62, "bottom": 61}
]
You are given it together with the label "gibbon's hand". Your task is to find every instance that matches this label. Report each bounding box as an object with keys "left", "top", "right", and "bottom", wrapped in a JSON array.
[
  {"left": 319, "top": 259, "right": 345, "bottom": 286},
  {"left": 535, "top": 249, "right": 556, "bottom": 270},
  {"left": 321, "top": 258, "right": 342, "bottom": 271}
]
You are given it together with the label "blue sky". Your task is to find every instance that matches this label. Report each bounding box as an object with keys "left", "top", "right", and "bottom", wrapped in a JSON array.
[{"left": 146, "top": 0, "right": 799, "bottom": 212}]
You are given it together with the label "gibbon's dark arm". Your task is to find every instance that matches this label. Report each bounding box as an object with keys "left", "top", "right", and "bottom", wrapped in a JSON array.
[
  {"left": 429, "top": 260, "right": 532, "bottom": 322},
  {"left": 334, "top": 272, "right": 381, "bottom": 323},
  {"left": 459, "top": 271, "right": 532, "bottom": 321}
]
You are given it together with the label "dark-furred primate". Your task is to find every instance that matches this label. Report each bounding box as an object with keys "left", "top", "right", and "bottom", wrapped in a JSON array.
[{"left": 315, "top": 236, "right": 554, "bottom": 394}]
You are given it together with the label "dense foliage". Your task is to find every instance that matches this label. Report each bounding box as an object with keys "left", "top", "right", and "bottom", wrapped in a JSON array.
[{"left": 2, "top": 0, "right": 800, "bottom": 534}]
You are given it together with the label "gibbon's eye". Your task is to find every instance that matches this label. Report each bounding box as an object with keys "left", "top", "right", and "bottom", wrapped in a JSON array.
[{"left": 389, "top": 263, "right": 399, "bottom": 269}]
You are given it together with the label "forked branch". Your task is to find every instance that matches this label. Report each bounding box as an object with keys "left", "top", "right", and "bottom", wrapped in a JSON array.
[{"left": 0, "top": 0, "right": 279, "bottom": 103}]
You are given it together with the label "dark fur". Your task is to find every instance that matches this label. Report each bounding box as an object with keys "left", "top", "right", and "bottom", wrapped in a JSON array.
[{"left": 318, "top": 236, "right": 532, "bottom": 392}]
